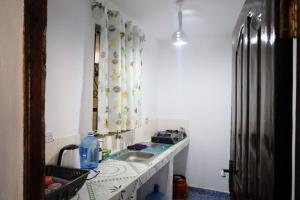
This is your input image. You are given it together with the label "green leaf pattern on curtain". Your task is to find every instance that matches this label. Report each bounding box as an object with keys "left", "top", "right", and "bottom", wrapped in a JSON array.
[{"left": 94, "top": 7, "right": 144, "bottom": 134}]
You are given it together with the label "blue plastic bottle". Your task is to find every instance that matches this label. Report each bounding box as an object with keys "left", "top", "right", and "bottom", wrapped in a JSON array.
[
  {"left": 80, "top": 132, "right": 99, "bottom": 169},
  {"left": 145, "top": 184, "right": 167, "bottom": 200}
]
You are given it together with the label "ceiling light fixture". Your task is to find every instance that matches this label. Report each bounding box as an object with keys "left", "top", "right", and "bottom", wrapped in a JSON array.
[{"left": 172, "top": 0, "right": 188, "bottom": 46}]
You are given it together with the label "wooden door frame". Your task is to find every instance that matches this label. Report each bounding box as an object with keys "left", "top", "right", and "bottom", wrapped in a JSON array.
[
  {"left": 21, "top": 0, "right": 300, "bottom": 199},
  {"left": 23, "top": 0, "right": 47, "bottom": 199}
]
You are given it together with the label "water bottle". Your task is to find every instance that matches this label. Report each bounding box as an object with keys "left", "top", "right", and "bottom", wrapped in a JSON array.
[
  {"left": 80, "top": 132, "right": 99, "bottom": 169},
  {"left": 145, "top": 184, "right": 167, "bottom": 200}
]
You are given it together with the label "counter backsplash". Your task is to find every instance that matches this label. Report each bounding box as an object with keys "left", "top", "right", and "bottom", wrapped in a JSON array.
[{"left": 45, "top": 118, "right": 189, "bottom": 165}]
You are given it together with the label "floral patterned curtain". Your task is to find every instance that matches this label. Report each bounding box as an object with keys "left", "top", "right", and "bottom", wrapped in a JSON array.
[{"left": 93, "top": 6, "right": 144, "bottom": 134}]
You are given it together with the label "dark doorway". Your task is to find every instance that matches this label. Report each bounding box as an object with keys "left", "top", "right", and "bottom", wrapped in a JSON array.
[
  {"left": 23, "top": 0, "right": 47, "bottom": 199},
  {"left": 228, "top": 0, "right": 293, "bottom": 199}
]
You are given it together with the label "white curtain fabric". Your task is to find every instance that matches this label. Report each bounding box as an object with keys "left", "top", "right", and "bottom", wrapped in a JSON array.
[{"left": 93, "top": 7, "right": 144, "bottom": 134}]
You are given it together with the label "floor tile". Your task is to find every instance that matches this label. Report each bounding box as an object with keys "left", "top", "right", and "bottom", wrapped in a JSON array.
[{"left": 188, "top": 187, "right": 230, "bottom": 200}]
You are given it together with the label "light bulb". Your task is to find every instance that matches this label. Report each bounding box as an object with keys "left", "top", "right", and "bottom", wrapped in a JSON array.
[
  {"left": 172, "top": 29, "right": 188, "bottom": 46},
  {"left": 172, "top": 1, "right": 188, "bottom": 47}
]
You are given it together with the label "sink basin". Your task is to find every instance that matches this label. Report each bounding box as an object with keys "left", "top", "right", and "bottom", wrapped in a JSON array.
[{"left": 116, "top": 151, "right": 155, "bottom": 163}]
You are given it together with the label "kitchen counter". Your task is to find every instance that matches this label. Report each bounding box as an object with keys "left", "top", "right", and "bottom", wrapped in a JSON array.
[{"left": 75, "top": 137, "right": 189, "bottom": 200}]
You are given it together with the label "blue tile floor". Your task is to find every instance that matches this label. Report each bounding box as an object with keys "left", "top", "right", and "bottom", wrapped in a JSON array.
[{"left": 188, "top": 187, "right": 230, "bottom": 200}]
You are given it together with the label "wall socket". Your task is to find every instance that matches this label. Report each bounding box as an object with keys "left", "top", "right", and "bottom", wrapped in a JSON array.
[
  {"left": 145, "top": 117, "right": 150, "bottom": 124},
  {"left": 46, "top": 130, "right": 54, "bottom": 143}
]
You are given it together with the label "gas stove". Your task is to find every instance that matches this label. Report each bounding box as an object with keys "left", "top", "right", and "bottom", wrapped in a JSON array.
[{"left": 151, "top": 129, "right": 186, "bottom": 144}]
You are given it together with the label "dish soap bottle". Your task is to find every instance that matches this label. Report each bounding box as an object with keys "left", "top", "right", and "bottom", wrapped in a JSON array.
[
  {"left": 80, "top": 132, "right": 99, "bottom": 169},
  {"left": 145, "top": 184, "right": 167, "bottom": 200}
]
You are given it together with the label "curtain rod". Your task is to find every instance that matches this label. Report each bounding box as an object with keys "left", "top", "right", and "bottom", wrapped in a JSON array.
[
  {"left": 92, "top": 1, "right": 104, "bottom": 10},
  {"left": 92, "top": 2, "right": 116, "bottom": 16}
]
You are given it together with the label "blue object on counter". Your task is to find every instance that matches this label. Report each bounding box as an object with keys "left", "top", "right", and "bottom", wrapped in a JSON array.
[
  {"left": 80, "top": 132, "right": 99, "bottom": 169},
  {"left": 142, "top": 143, "right": 172, "bottom": 154},
  {"left": 145, "top": 184, "right": 167, "bottom": 200},
  {"left": 127, "top": 143, "right": 147, "bottom": 151}
]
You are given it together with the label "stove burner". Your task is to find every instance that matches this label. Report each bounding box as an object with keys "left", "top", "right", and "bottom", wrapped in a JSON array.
[
  {"left": 166, "top": 129, "right": 179, "bottom": 133},
  {"left": 151, "top": 129, "right": 186, "bottom": 144}
]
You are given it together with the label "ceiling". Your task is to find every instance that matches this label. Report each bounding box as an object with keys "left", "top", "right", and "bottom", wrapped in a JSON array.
[{"left": 110, "top": 0, "right": 245, "bottom": 40}]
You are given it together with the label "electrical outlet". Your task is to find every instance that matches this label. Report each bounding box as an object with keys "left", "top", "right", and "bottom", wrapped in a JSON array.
[
  {"left": 45, "top": 130, "right": 54, "bottom": 143},
  {"left": 145, "top": 117, "right": 150, "bottom": 124}
]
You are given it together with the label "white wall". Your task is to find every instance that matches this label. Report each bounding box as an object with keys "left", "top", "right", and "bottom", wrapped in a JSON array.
[
  {"left": 155, "top": 35, "right": 232, "bottom": 192},
  {"left": 46, "top": 0, "right": 94, "bottom": 139},
  {"left": 0, "top": 0, "right": 24, "bottom": 199}
]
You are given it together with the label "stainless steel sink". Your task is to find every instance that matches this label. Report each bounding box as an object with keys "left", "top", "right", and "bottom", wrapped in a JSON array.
[{"left": 116, "top": 151, "right": 155, "bottom": 163}]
